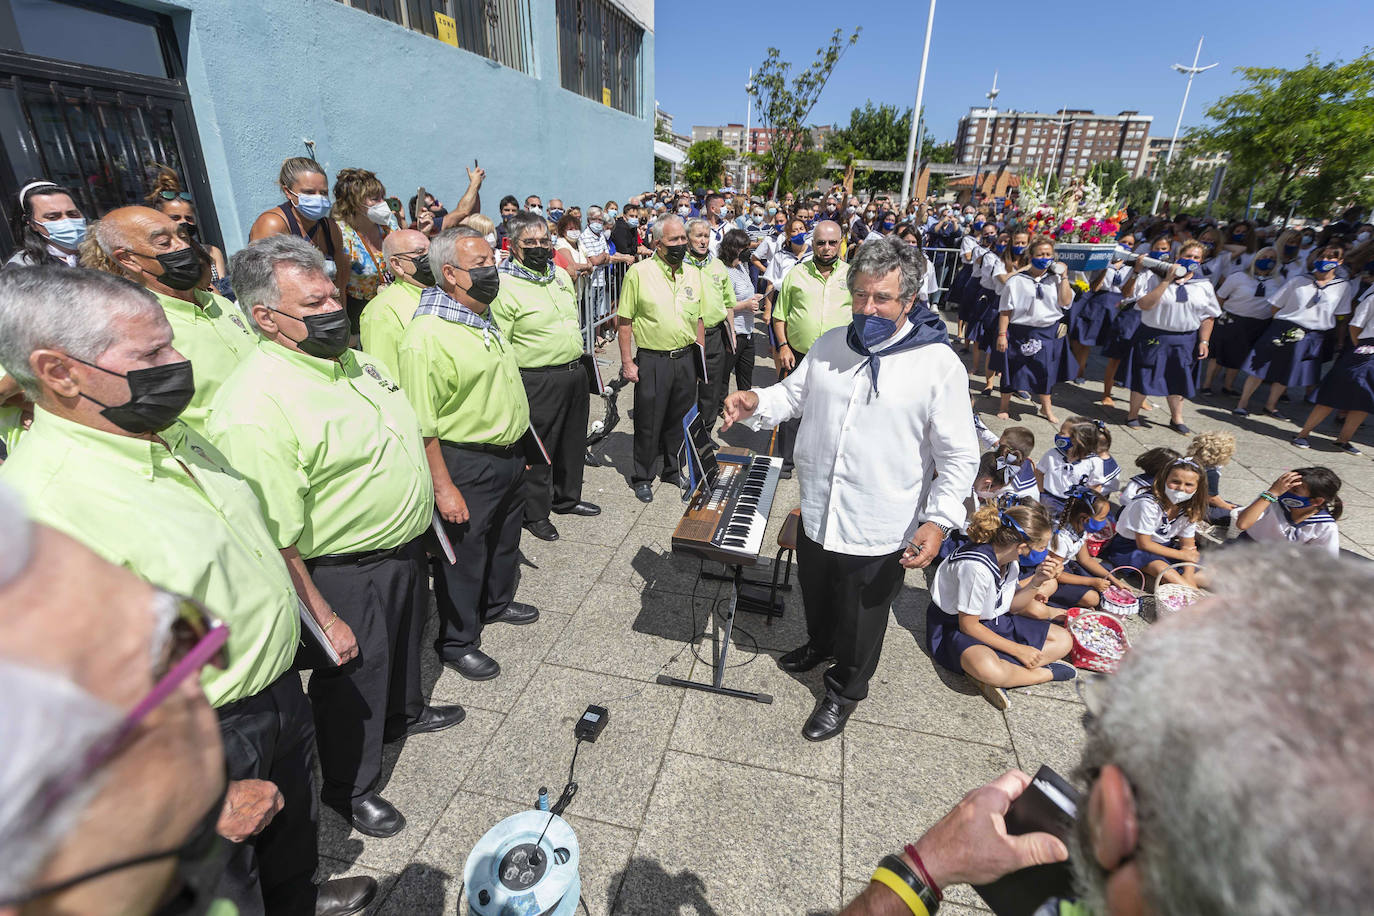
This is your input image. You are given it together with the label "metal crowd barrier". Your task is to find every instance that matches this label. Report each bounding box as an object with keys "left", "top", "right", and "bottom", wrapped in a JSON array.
[
  {"left": 922, "top": 246, "right": 962, "bottom": 306},
  {"left": 576, "top": 262, "right": 622, "bottom": 353}
]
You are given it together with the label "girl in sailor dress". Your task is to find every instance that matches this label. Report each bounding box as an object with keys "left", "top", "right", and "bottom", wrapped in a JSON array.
[
  {"left": 1069, "top": 233, "right": 1135, "bottom": 379},
  {"left": 1098, "top": 458, "right": 1209, "bottom": 587},
  {"left": 1233, "top": 468, "right": 1343, "bottom": 557},
  {"left": 1043, "top": 487, "right": 1127, "bottom": 610},
  {"left": 1034, "top": 418, "right": 1107, "bottom": 517},
  {"left": 1123, "top": 240, "right": 1221, "bottom": 432},
  {"left": 1235, "top": 245, "right": 1354, "bottom": 418},
  {"left": 926, "top": 501, "right": 1075, "bottom": 710},
  {"left": 969, "top": 230, "right": 1017, "bottom": 388},
  {"left": 1293, "top": 286, "right": 1374, "bottom": 452},
  {"left": 1093, "top": 422, "right": 1121, "bottom": 495},
  {"left": 951, "top": 222, "right": 988, "bottom": 335},
  {"left": 1118, "top": 446, "right": 1180, "bottom": 508},
  {"left": 958, "top": 225, "right": 1000, "bottom": 345},
  {"left": 1194, "top": 226, "right": 1234, "bottom": 286},
  {"left": 995, "top": 235, "right": 1074, "bottom": 423},
  {"left": 1101, "top": 233, "right": 1175, "bottom": 408},
  {"left": 1271, "top": 228, "right": 1307, "bottom": 283},
  {"left": 1203, "top": 246, "right": 1280, "bottom": 396}
]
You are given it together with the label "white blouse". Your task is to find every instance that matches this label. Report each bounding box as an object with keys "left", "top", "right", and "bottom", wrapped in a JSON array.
[
  {"left": 1267, "top": 276, "right": 1355, "bottom": 331},
  {"left": 977, "top": 249, "right": 1005, "bottom": 290},
  {"left": 1037, "top": 448, "right": 1108, "bottom": 498},
  {"left": 1000, "top": 272, "right": 1069, "bottom": 327},
  {"left": 1116, "top": 494, "right": 1197, "bottom": 545},
  {"left": 930, "top": 548, "right": 1017, "bottom": 620},
  {"left": 1136, "top": 273, "right": 1222, "bottom": 332},
  {"left": 1245, "top": 505, "right": 1339, "bottom": 556},
  {"left": 1216, "top": 271, "right": 1277, "bottom": 319}
]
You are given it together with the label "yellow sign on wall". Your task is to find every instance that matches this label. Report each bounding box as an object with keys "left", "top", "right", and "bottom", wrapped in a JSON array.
[
  {"left": 602, "top": 87, "right": 611, "bottom": 106},
  {"left": 435, "top": 12, "right": 458, "bottom": 48}
]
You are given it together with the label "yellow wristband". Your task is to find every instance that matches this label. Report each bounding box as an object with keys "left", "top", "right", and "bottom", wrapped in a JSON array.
[{"left": 871, "top": 867, "right": 931, "bottom": 916}]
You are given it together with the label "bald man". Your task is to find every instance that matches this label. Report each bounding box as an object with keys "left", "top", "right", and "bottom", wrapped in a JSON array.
[
  {"left": 93, "top": 206, "right": 256, "bottom": 434},
  {"left": 360, "top": 229, "right": 434, "bottom": 378}
]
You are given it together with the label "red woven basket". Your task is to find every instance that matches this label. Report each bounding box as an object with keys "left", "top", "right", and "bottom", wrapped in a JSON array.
[{"left": 1065, "top": 607, "right": 1130, "bottom": 674}]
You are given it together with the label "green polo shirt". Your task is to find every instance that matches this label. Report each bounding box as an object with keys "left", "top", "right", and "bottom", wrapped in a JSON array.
[
  {"left": 152, "top": 288, "right": 256, "bottom": 435},
  {"left": 0, "top": 368, "right": 22, "bottom": 457},
  {"left": 773, "top": 258, "right": 853, "bottom": 353},
  {"left": 398, "top": 313, "right": 530, "bottom": 446},
  {"left": 687, "top": 255, "right": 733, "bottom": 328},
  {"left": 617, "top": 254, "right": 703, "bottom": 351},
  {"left": 489, "top": 266, "right": 585, "bottom": 368},
  {"left": 0, "top": 409, "right": 298, "bottom": 707},
  {"left": 359, "top": 279, "right": 423, "bottom": 379},
  {"left": 205, "top": 340, "right": 432, "bottom": 559}
]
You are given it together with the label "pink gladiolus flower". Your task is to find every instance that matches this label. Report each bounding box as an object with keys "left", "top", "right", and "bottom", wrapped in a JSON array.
[{"left": 1088, "top": 235, "right": 1102, "bottom": 243}]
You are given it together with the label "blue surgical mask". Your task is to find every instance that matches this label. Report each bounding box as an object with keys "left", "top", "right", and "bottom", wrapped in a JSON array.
[
  {"left": 1278, "top": 491, "right": 1312, "bottom": 509},
  {"left": 882, "top": 220, "right": 896, "bottom": 230},
  {"left": 1154, "top": 250, "right": 1171, "bottom": 260},
  {"left": 1255, "top": 257, "right": 1275, "bottom": 271},
  {"left": 1231, "top": 231, "right": 1246, "bottom": 241},
  {"left": 1084, "top": 516, "right": 1110, "bottom": 533},
  {"left": 626, "top": 217, "right": 640, "bottom": 228},
  {"left": 1283, "top": 244, "right": 1299, "bottom": 256},
  {"left": 1314, "top": 259, "right": 1339, "bottom": 273},
  {"left": 1031, "top": 256, "right": 1053, "bottom": 270},
  {"left": 805, "top": 218, "right": 816, "bottom": 228},
  {"left": 768, "top": 206, "right": 778, "bottom": 215},
  {"left": 606, "top": 209, "right": 619, "bottom": 221},
  {"left": 39, "top": 216, "right": 87, "bottom": 248},
  {"left": 548, "top": 208, "right": 564, "bottom": 222},
  {"left": 1019, "top": 545, "right": 1049, "bottom": 567},
  {"left": 994, "top": 243, "right": 1006, "bottom": 253},
  {"left": 851, "top": 312, "right": 899, "bottom": 348},
  {"left": 589, "top": 220, "right": 604, "bottom": 233},
  {"left": 293, "top": 192, "right": 331, "bottom": 220},
  {"left": 1177, "top": 258, "right": 1199, "bottom": 271},
  {"left": 789, "top": 232, "right": 807, "bottom": 247},
  {"left": 1011, "top": 245, "right": 1027, "bottom": 255},
  {"left": 973, "top": 220, "right": 985, "bottom": 230},
  {"left": 1054, "top": 434, "right": 1072, "bottom": 451}
]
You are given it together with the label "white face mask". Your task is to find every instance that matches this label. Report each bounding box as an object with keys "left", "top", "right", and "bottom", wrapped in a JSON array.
[
  {"left": 1165, "top": 486, "right": 1193, "bottom": 504},
  {"left": 677, "top": 205, "right": 690, "bottom": 217},
  {"left": 485, "top": 232, "right": 497, "bottom": 247},
  {"left": 366, "top": 201, "right": 392, "bottom": 225}
]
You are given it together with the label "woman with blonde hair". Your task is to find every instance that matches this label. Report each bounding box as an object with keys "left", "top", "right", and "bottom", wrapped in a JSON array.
[
  {"left": 249, "top": 156, "right": 347, "bottom": 301},
  {"left": 1272, "top": 227, "right": 1307, "bottom": 281},
  {"left": 460, "top": 213, "right": 503, "bottom": 262},
  {"left": 1203, "top": 245, "right": 1281, "bottom": 395}
]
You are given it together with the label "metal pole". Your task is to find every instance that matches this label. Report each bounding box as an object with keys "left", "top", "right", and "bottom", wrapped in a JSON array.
[
  {"left": 1244, "top": 179, "right": 1255, "bottom": 221},
  {"left": 1151, "top": 36, "right": 1216, "bottom": 214},
  {"left": 744, "top": 69, "right": 752, "bottom": 200},
  {"left": 900, "top": 0, "right": 937, "bottom": 206}
]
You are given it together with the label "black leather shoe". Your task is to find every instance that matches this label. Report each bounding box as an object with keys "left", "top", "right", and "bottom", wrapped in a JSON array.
[
  {"left": 443, "top": 648, "right": 500, "bottom": 681},
  {"left": 524, "top": 519, "right": 559, "bottom": 541},
  {"left": 777, "top": 643, "right": 831, "bottom": 673},
  {"left": 802, "top": 698, "right": 854, "bottom": 742},
  {"left": 384, "top": 704, "right": 466, "bottom": 743},
  {"left": 348, "top": 792, "right": 405, "bottom": 838},
  {"left": 634, "top": 483, "right": 654, "bottom": 503},
  {"left": 315, "top": 876, "right": 378, "bottom": 916},
  {"left": 487, "top": 602, "right": 539, "bottom": 625},
  {"left": 553, "top": 500, "right": 601, "bottom": 516}
]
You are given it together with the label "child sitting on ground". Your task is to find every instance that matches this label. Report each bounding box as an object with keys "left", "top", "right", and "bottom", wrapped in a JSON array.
[
  {"left": 1186, "top": 431, "right": 1240, "bottom": 525},
  {"left": 1034, "top": 417, "right": 1107, "bottom": 516},
  {"left": 1099, "top": 457, "right": 1210, "bottom": 587},
  {"left": 1043, "top": 486, "right": 1127, "bottom": 610},
  {"left": 1234, "top": 467, "right": 1343, "bottom": 556},
  {"left": 1119, "top": 446, "right": 1182, "bottom": 505},
  {"left": 926, "top": 500, "right": 1075, "bottom": 711}
]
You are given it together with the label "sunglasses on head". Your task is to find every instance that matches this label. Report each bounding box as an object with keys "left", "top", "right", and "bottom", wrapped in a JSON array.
[{"left": 157, "top": 190, "right": 193, "bottom": 202}]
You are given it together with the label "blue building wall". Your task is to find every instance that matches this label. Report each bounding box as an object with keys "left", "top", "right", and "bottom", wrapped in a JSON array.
[{"left": 137, "top": 0, "right": 653, "bottom": 250}]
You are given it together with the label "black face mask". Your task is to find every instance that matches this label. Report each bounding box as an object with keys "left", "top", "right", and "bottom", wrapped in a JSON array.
[
  {"left": 400, "top": 252, "right": 434, "bottom": 286},
  {"left": 142, "top": 246, "right": 203, "bottom": 291},
  {"left": 813, "top": 251, "right": 838, "bottom": 267},
  {"left": 520, "top": 246, "right": 552, "bottom": 272},
  {"left": 73, "top": 357, "right": 195, "bottom": 434},
  {"left": 459, "top": 264, "right": 501, "bottom": 305},
  {"left": 663, "top": 243, "right": 688, "bottom": 265},
  {"left": 271, "top": 307, "right": 350, "bottom": 359}
]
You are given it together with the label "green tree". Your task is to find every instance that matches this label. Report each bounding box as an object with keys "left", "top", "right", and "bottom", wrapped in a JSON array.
[
  {"left": 923, "top": 139, "right": 955, "bottom": 197},
  {"left": 748, "top": 26, "right": 862, "bottom": 197},
  {"left": 1190, "top": 51, "right": 1374, "bottom": 215},
  {"left": 683, "top": 139, "right": 731, "bottom": 191},
  {"left": 828, "top": 101, "right": 910, "bottom": 192},
  {"left": 1156, "top": 157, "right": 1214, "bottom": 211},
  {"left": 1120, "top": 175, "right": 1158, "bottom": 214},
  {"left": 1085, "top": 158, "right": 1130, "bottom": 191}
]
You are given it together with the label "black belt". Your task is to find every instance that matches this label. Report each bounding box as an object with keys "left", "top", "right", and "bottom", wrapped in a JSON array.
[
  {"left": 638, "top": 345, "right": 693, "bottom": 359},
  {"left": 307, "top": 542, "right": 405, "bottom": 568},
  {"left": 441, "top": 439, "right": 519, "bottom": 457},
  {"left": 520, "top": 358, "right": 582, "bottom": 373}
]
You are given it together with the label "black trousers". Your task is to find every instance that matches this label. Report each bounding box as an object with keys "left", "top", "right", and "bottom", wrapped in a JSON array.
[
  {"left": 796, "top": 526, "right": 906, "bottom": 706},
  {"left": 733, "top": 330, "right": 756, "bottom": 391},
  {"left": 777, "top": 347, "right": 807, "bottom": 470},
  {"left": 303, "top": 537, "right": 428, "bottom": 803},
  {"left": 696, "top": 321, "right": 733, "bottom": 429},
  {"left": 631, "top": 349, "right": 698, "bottom": 485},
  {"left": 214, "top": 673, "right": 320, "bottom": 916},
  {"left": 433, "top": 444, "right": 525, "bottom": 657},
  {"left": 520, "top": 363, "right": 589, "bottom": 521}
]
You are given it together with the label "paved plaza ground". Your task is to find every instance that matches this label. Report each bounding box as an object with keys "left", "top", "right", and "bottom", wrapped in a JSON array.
[{"left": 313, "top": 319, "right": 1374, "bottom": 914}]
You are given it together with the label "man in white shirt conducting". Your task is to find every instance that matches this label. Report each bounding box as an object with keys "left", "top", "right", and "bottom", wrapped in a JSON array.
[{"left": 722, "top": 236, "right": 979, "bottom": 741}]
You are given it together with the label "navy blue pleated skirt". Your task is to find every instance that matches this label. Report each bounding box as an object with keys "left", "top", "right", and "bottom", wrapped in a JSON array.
[
  {"left": 926, "top": 603, "right": 1052, "bottom": 673},
  {"left": 950, "top": 263, "right": 974, "bottom": 313},
  {"left": 958, "top": 274, "right": 986, "bottom": 322},
  {"left": 1125, "top": 327, "right": 1201, "bottom": 397},
  {"left": 999, "top": 323, "right": 1075, "bottom": 395},
  {"left": 1102, "top": 305, "right": 1143, "bottom": 361},
  {"left": 1210, "top": 312, "right": 1272, "bottom": 371},
  {"left": 1314, "top": 346, "right": 1374, "bottom": 412},
  {"left": 1097, "top": 533, "right": 1161, "bottom": 573},
  {"left": 1069, "top": 290, "right": 1120, "bottom": 346},
  {"left": 973, "top": 287, "right": 1003, "bottom": 350},
  {"left": 1243, "top": 319, "right": 1329, "bottom": 388}
]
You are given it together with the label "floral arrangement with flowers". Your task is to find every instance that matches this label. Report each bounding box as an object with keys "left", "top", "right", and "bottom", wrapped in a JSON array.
[{"left": 1018, "top": 172, "right": 1128, "bottom": 244}]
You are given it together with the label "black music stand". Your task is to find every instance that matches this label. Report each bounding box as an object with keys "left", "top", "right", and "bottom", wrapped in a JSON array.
[{"left": 656, "top": 561, "right": 774, "bottom": 705}]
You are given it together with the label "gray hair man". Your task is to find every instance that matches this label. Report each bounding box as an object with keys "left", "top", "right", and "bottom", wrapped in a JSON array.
[
  {"left": 397, "top": 227, "right": 540, "bottom": 683},
  {"left": 615, "top": 214, "right": 704, "bottom": 502},
  {"left": 490, "top": 211, "right": 600, "bottom": 543},
  {"left": 206, "top": 235, "right": 463, "bottom": 839},
  {"left": 0, "top": 266, "right": 375, "bottom": 915},
  {"left": 723, "top": 236, "right": 977, "bottom": 741},
  {"left": 684, "top": 217, "right": 735, "bottom": 439},
  {"left": 844, "top": 546, "right": 1374, "bottom": 915}
]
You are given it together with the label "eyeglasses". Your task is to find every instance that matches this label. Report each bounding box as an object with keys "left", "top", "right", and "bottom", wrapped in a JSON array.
[{"left": 157, "top": 190, "right": 193, "bottom": 202}]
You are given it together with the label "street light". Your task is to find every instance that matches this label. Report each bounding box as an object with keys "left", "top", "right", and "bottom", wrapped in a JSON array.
[
  {"left": 967, "top": 72, "right": 1000, "bottom": 205},
  {"left": 1151, "top": 36, "right": 1218, "bottom": 214},
  {"left": 899, "top": 0, "right": 937, "bottom": 206}
]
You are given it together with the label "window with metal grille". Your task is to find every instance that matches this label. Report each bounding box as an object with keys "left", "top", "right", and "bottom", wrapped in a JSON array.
[
  {"left": 335, "top": 0, "right": 533, "bottom": 74},
  {"left": 554, "top": 0, "right": 643, "bottom": 117}
]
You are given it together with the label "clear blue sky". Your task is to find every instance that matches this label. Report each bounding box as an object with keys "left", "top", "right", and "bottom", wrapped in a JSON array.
[{"left": 654, "top": 0, "right": 1370, "bottom": 143}]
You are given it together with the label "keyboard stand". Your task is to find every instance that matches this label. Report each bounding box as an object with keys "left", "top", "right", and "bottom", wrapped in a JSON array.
[
  {"left": 701, "top": 562, "right": 787, "bottom": 619},
  {"left": 656, "top": 565, "right": 774, "bottom": 704}
]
